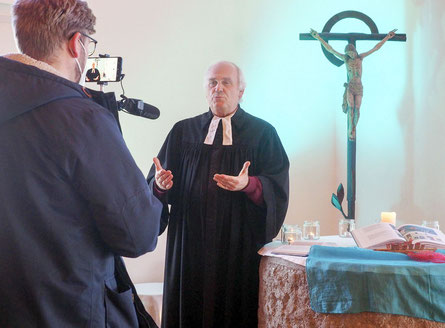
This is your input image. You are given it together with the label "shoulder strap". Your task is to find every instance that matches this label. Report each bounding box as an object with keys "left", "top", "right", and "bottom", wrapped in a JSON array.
[{"left": 114, "top": 256, "right": 159, "bottom": 328}]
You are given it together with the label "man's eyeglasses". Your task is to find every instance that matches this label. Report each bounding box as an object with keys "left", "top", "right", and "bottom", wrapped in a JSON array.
[{"left": 78, "top": 32, "right": 98, "bottom": 56}]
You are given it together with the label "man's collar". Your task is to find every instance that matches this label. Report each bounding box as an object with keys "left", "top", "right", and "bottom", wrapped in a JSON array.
[
  {"left": 3, "top": 53, "right": 63, "bottom": 77},
  {"left": 201, "top": 105, "right": 244, "bottom": 130}
]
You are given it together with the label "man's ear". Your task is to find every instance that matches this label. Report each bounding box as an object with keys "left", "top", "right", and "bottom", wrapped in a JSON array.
[
  {"left": 239, "top": 89, "right": 245, "bottom": 99},
  {"left": 68, "top": 32, "right": 82, "bottom": 58}
]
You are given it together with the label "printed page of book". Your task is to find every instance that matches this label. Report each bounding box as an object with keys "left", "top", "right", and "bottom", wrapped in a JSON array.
[
  {"left": 271, "top": 241, "right": 338, "bottom": 257},
  {"left": 351, "top": 222, "right": 405, "bottom": 249},
  {"left": 271, "top": 245, "right": 312, "bottom": 257},
  {"left": 398, "top": 224, "right": 445, "bottom": 248}
]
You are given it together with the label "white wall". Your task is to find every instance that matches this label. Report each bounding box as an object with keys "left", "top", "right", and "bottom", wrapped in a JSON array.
[
  {"left": 2, "top": 0, "right": 445, "bottom": 283},
  {"left": 0, "top": 3, "right": 15, "bottom": 53}
]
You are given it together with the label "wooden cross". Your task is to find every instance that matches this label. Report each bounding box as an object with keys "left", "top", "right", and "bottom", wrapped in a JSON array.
[
  {"left": 300, "top": 10, "right": 406, "bottom": 66},
  {"left": 299, "top": 11, "right": 407, "bottom": 223}
]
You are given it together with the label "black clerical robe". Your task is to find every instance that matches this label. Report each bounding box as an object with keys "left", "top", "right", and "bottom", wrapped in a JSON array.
[
  {"left": 86, "top": 68, "right": 100, "bottom": 82},
  {"left": 147, "top": 107, "right": 289, "bottom": 328}
]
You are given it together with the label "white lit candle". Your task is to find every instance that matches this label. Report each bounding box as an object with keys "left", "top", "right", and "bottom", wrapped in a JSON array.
[{"left": 381, "top": 212, "right": 396, "bottom": 225}]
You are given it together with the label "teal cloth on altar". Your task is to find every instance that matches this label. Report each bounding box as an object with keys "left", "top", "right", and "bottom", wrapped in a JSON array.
[{"left": 306, "top": 246, "right": 445, "bottom": 322}]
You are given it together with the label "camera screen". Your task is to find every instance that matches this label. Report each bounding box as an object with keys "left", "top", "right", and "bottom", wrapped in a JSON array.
[{"left": 85, "top": 57, "right": 122, "bottom": 82}]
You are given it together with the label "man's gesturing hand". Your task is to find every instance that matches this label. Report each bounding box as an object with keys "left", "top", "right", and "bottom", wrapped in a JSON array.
[
  {"left": 213, "top": 161, "right": 250, "bottom": 191},
  {"left": 153, "top": 157, "right": 173, "bottom": 190}
]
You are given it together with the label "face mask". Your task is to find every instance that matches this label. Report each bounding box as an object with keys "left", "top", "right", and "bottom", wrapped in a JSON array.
[{"left": 75, "top": 39, "right": 88, "bottom": 86}]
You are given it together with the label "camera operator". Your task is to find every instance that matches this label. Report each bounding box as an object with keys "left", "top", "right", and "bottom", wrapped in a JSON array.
[{"left": 0, "top": 0, "right": 161, "bottom": 327}]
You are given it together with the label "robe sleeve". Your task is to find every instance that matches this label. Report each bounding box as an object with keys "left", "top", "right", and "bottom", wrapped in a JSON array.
[
  {"left": 153, "top": 182, "right": 168, "bottom": 201},
  {"left": 242, "top": 176, "right": 264, "bottom": 206},
  {"left": 256, "top": 125, "right": 290, "bottom": 241}
]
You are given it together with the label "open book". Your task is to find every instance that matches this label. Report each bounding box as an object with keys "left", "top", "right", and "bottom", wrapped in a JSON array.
[
  {"left": 271, "top": 241, "right": 337, "bottom": 257},
  {"left": 351, "top": 222, "right": 445, "bottom": 249}
]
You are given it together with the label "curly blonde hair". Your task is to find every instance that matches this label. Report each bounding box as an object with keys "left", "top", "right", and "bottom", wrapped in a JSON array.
[{"left": 13, "top": 0, "right": 96, "bottom": 61}]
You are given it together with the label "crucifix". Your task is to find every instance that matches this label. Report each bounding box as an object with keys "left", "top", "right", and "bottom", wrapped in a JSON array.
[{"left": 299, "top": 11, "right": 406, "bottom": 223}]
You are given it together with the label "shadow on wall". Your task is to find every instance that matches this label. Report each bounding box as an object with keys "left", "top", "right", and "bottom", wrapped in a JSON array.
[
  {"left": 394, "top": 0, "right": 445, "bottom": 227},
  {"left": 286, "top": 144, "right": 339, "bottom": 236},
  {"left": 392, "top": 1, "right": 423, "bottom": 224}
]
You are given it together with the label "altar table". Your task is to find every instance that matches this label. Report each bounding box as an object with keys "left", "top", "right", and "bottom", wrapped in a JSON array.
[{"left": 258, "top": 238, "right": 445, "bottom": 328}]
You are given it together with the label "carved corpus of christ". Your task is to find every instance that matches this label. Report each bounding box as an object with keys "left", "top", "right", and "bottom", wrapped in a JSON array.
[{"left": 310, "top": 28, "right": 396, "bottom": 140}]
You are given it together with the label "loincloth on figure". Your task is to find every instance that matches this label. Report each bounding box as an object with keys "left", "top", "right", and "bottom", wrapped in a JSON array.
[{"left": 342, "top": 81, "right": 363, "bottom": 113}]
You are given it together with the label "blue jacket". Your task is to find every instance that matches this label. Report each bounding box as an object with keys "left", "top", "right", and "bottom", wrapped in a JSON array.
[{"left": 0, "top": 56, "right": 162, "bottom": 327}]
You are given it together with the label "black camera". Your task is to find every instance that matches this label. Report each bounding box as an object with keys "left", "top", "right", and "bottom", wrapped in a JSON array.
[
  {"left": 85, "top": 56, "right": 123, "bottom": 83},
  {"left": 86, "top": 54, "right": 159, "bottom": 121}
]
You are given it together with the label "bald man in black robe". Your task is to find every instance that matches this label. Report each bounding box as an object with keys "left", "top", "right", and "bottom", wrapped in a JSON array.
[
  {"left": 86, "top": 62, "right": 100, "bottom": 82},
  {"left": 147, "top": 61, "right": 289, "bottom": 327}
]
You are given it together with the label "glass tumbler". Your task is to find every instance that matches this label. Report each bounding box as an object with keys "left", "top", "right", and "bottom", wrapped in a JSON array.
[
  {"left": 339, "top": 219, "right": 355, "bottom": 238},
  {"left": 281, "top": 224, "right": 302, "bottom": 244},
  {"left": 303, "top": 220, "right": 320, "bottom": 240}
]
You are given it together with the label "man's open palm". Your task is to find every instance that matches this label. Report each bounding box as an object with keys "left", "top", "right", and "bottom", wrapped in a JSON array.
[{"left": 213, "top": 161, "right": 250, "bottom": 191}]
